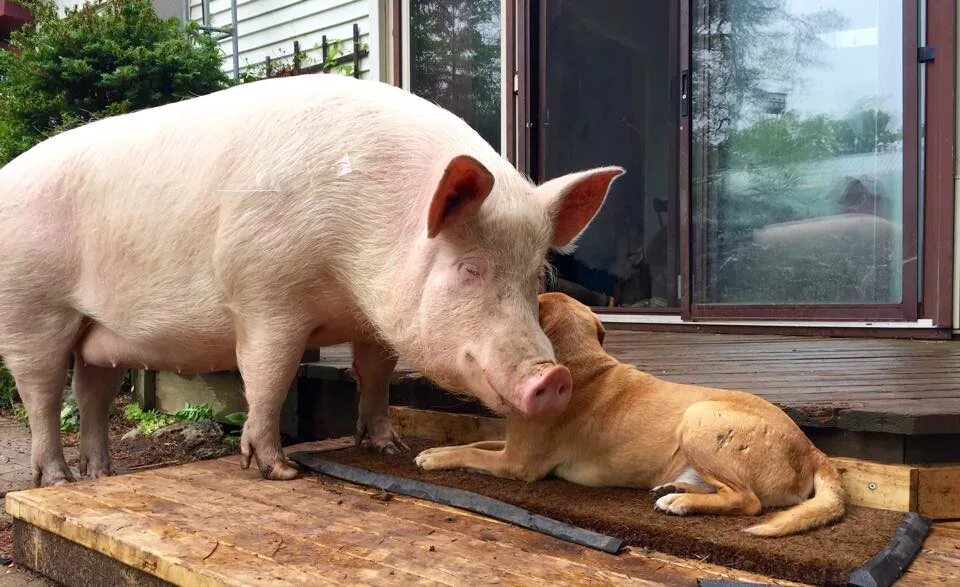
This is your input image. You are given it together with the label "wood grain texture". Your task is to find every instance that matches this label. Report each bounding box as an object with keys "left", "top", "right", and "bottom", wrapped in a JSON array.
[
  {"left": 303, "top": 331, "right": 960, "bottom": 438},
  {"left": 7, "top": 439, "right": 809, "bottom": 586}
]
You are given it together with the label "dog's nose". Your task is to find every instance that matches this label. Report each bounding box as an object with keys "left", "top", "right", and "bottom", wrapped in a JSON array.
[{"left": 517, "top": 364, "right": 572, "bottom": 416}]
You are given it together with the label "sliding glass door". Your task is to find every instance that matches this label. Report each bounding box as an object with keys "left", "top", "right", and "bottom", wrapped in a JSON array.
[{"left": 688, "top": 0, "right": 918, "bottom": 319}]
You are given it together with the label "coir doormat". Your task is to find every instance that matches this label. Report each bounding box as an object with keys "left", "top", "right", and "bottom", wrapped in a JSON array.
[{"left": 291, "top": 439, "right": 930, "bottom": 587}]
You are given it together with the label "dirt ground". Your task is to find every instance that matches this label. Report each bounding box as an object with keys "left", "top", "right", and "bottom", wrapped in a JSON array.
[{"left": 0, "top": 393, "right": 240, "bottom": 583}]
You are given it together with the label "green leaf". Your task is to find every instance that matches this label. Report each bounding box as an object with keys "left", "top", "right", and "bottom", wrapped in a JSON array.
[{"left": 224, "top": 411, "right": 247, "bottom": 425}]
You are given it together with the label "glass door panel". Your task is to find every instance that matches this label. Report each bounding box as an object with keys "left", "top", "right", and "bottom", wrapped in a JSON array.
[
  {"left": 538, "top": 0, "right": 680, "bottom": 309},
  {"left": 691, "top": 0, "right": 915, "bottom": 311}
]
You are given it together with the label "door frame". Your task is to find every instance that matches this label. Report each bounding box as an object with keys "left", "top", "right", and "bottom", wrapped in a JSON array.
[
  {"left": 508, "top": 0, "right": 954, "bottom": 326},
  {"left": 397, "top": 0, "right": 955, "bottom": 330}
]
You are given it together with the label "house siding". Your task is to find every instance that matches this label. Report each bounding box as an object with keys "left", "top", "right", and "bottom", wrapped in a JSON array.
[{"left": 188, "top": 0, "right": 376, "bottom": 80}]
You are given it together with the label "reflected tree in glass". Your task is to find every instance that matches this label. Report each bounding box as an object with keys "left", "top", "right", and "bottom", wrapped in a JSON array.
[
  {"left": 409, "top": 0, "right": 501, "bottom": 152},
  {"left": 693, "top": 0, "right": 904, "bottom": 305}
]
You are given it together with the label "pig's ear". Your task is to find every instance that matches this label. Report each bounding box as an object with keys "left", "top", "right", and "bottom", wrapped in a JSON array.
[
  {"left": 427, "top": 155, "right": 495, "bottom": 238},
  {"left": 536, "top": 167, "right": 624, "bottom": 251}
]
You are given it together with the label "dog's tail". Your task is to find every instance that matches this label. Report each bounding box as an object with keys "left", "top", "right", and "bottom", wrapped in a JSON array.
[{"left": 743, "top": 453, "right": 845, "bottom": 538}]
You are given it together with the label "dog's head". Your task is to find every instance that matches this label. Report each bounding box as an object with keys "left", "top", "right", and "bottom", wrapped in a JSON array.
[{"left": 537, "top": 292, "right": 606, "bottom": 362}]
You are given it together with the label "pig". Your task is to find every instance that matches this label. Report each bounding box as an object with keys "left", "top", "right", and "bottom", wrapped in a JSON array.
[{"left": 0, "top": 74, "right": 623, "bottom": 486}]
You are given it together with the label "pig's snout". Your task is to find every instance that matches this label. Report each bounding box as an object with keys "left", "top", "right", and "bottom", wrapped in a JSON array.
[{"left": 518, "top": 364, "right": 572, "bottom": 416}]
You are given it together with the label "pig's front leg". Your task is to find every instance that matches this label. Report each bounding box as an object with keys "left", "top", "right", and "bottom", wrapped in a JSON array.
[
  {"left": 13, "top": 360, "right": 75, "bottom": 486},
  {"left": 236, "top": 324, "right": 305, "bottom": 480},
  {"left": 353, "top": 341, "right": 409, "bottom": 454},
  {"left": 74, "top": 360, "right": 124, "bottom": 478}
]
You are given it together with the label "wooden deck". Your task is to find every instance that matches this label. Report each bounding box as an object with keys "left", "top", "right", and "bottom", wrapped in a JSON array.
[
  {"left": 300, "top": 331, "right": 960, "bottom": 462},
  {"left": 5, "top": 439, "right": 959, "bottom": 587}
]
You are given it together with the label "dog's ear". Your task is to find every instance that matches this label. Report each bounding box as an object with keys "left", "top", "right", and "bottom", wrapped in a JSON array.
[{"left": 594, "top": 314, "right": 606, "bottom": 346}]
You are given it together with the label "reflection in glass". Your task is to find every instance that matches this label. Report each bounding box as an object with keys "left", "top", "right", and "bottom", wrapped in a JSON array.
[
  {"left": 408, "top": 0, "right": 502, "bottom": 152},
  {"left": 542, "top": 1, "right": 679, "bottom": 308},
  {"left": 692, "top": 0, "right": 904, "bottom": 304}
]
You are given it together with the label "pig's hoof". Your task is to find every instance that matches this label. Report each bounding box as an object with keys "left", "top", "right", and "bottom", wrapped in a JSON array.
[
  {"left": 240, "top": 441, "right": 300, "bottom": 480},
  {"left": 79, "top": 453, "right": 112, "bottom": 479},
  {"left": 260, "top": 460, "right": 300, "bottom": 481},
  {"left": 356, "top": 419, "right": 410, "bottom": 455},
  {"left": 32, "top": 462, "right": 76, "bottom": 487}
]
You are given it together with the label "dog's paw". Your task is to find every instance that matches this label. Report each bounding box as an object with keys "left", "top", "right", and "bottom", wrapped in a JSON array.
[
  {"left": 650, "top": 484, "right": 686, "bottom": 499},
  {"left": 414, "top": 450, "right": 445, "bottom": 471},
  {"left": 654, "top": 493, "right": 692, "bottom": 516}
]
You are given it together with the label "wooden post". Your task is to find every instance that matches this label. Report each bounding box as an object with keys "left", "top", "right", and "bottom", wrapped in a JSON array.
[
  {"left": 321, "top": 35, "right": 328, "bottom": 71},
  {"left": 264, "top": 55, "right": 272, "bottom": 77},
  {"left": 352, "top": 23, "right": 361, "bottom": 78},
  {"left": 293, "top": 40, "right": 301, "bottom": 75},
  {"left": 134, "top": 369, "right": 157, "bottom": 411}
]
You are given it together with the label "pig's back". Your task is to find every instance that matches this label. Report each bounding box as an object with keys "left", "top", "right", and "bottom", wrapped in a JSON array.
[{"left": 0, "top": 75, "right": 501, "bottom": 346}]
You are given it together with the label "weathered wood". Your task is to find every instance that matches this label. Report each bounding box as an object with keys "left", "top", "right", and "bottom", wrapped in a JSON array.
[
  {"left": 917, "top": 466, "right": 960, "bottom": 519},
  {"left": 390, "top": 406, "right": 504, "bottom": 443},
  {"left": 301, "top": 330, "right": 960, "bottom": 441},
  {"left": 13, "top": 519, "right": 171, "bottom": 587},
  {"left": 5, "top": 439, "right": 808, "bottom": 587},
  {"left": 831, "top": 457, "right": 918, "bottom": 512}
]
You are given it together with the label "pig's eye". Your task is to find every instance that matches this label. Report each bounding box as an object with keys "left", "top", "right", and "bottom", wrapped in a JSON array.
[{"left": 457, "top": 262, "right": 484, "bottom": 285}]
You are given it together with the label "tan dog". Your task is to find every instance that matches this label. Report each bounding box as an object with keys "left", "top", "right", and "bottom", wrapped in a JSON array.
[{"left": 415, "top": 292, "right": 845, "bottom": 537}]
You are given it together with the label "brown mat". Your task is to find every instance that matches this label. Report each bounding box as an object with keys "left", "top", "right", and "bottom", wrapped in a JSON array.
[{"left": 307, "top": 438, "right": 909, "bottom": 586}]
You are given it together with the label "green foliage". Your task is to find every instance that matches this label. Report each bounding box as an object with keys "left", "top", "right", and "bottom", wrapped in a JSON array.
[
  {"left": 60, "top": 401, "right": 80, "bottom": 433},
  {"left": 0, "top": 0, "right": 230, "bottom": 165},
  {"left": 124, "top": 403, "right": 175, "bottom": 435},
  {"left": 0, "top": 360, "right": 16, "bottom": 410},
  {"left": 173, "top": 402, "right": 214, "bottom": 423},
  {"left": 12, "top": 403, "right": 28, "bottom": 424},
  {"left": 124, "top": 402, "right": 217, "bottom": 434},
  {"left": 238, "top": 37, "right": 366, "bottom": 82},
  {"left": 223, "top": 411, "right": 247, "bottom": 425},
  {"left": 730, "top": 109, "right": 902, "bottom": 167}
]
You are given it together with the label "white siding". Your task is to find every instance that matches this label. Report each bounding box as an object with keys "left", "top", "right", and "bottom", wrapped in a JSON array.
[{"left": 188, "top": 0, "right": 377, "bottom": 80}]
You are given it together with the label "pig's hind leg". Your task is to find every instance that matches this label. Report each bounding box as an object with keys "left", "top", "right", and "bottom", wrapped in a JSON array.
[
  {"left": 353, "top": 341, "right": 409, "bottom": 454},
  {"left": 73, "top": 359, "right": 124, "bottom": 478},
  {"left": 235, "top": 320, "right": 306, "bottom": 480},
  {"left": 2, "top": 310, "right": 84, "bottom": 486}
]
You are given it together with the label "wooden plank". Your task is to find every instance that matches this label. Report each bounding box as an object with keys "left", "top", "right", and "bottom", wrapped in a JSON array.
[
  {"left": 13, "top": 519, "right": 173, "bottom": 587},
  {"left": 917, "top": 466, "right": 960, "bottom": 519},
  {"left": 6, "top": 488, "right": 336, "bottom": 586},
  {"left": 192, "top": 457, "right": 789, "bottom": 586},
  {"left": 390, "top": 406, "right": 504, "bottom": 443},
  {"left": 830, "top": 457, "right": 918, "bottom": 512}
]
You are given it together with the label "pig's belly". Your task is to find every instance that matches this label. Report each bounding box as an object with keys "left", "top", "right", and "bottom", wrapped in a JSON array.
[{"left": 76, "top": 322, "right": 238, "bottom": 374}]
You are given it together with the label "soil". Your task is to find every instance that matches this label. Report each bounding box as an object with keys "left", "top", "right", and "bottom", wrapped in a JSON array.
[
  {"left": 315, "top": 438, "right": 907, "bottom": 587},
  {"left": 55, "top": 395, "right": 240, "bottom": 473}
]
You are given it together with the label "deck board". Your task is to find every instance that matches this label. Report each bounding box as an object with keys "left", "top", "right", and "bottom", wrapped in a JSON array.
[
  {"left": 7, "top": 441, "right": 959, "bottom": 585},
  {"left": 302, "top": 331, "right": 960, "bottom": 434},
  {"left": 8, "top": 441, "right": 821, "bottom": 586}
]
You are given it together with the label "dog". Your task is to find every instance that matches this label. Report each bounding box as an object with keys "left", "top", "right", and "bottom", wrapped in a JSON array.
[{"left": 415, "top": 292, "right": 845, "bottom": 537}]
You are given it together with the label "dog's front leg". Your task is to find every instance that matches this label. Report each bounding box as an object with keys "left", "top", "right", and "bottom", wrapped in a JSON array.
[{"left": 414, "top": 442, "right": 549, "bottom": 482}]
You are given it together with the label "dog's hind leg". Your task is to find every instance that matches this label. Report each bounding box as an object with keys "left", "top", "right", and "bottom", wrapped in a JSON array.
[
  {"left": 650, "top": 467, "right": 718, "bottom": 499},
  {"left": 654, "top": 478, "right": 762, "bottom": 516}
]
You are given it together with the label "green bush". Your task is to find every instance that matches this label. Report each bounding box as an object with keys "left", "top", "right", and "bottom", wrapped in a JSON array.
[
  {"left": 0, "top": 360, "right": 16, "bottom": 409},
  {"left": 0, "top": 0, "right": 230, "bottom": 165}
]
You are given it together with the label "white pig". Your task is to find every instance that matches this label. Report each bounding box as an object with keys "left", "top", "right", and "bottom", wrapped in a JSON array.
[{"left": 0, "top": 75, "right": 622, "bottom": 485}]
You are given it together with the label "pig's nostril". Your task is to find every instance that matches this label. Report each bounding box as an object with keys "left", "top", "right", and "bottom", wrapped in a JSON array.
[{"left": 535, "top": 387, "right": 547, "bottom": 398}]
